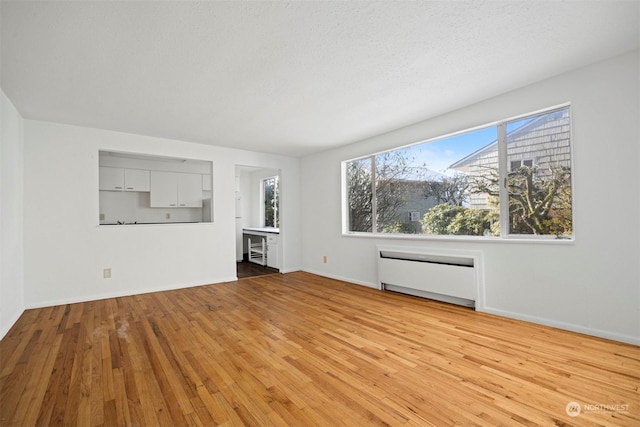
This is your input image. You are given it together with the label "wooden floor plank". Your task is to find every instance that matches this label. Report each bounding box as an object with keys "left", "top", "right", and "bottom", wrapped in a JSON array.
[{"left": 1, "top": 271, "right": 639, "bottom": 426}]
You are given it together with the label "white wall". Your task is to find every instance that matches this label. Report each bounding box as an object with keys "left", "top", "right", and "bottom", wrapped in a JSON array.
[
  {"left": 22, "top": 120, "right": 302, "bottom": 308},
  {"left": 1, "top": 89, "right": 25, "bottom": 339},
  {"left": 300, "top": 50, "right": 640, "bottom": 345}
]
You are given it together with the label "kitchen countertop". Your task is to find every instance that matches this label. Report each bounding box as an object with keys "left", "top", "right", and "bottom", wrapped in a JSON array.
[
  {"left": 243, "top": 227, "right": 280, "bottom": 234},
  {"left": 100, "top": 221, "right": 200, "bottom": 225}
]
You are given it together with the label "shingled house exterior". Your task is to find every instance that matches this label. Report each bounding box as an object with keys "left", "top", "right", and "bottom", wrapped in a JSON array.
[{"left": 449, "top": 107, "right": 571, "bottom": 210}]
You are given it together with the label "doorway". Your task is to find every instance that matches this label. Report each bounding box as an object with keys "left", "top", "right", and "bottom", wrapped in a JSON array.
[
  {"left": 235, "top": 165, "right": 281, "bottom": 279},
  {"left": 236, "top": 261, "right": 279, "bottom": 279}
]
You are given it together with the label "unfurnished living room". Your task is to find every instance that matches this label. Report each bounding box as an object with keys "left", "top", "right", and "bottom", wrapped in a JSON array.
[{"left": 1, "top": 1, "right": 639, "bottom": 426}]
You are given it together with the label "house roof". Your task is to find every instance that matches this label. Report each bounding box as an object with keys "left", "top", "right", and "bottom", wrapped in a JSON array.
[{"left": 449, "top": 108, "right": 568, "bottom": 170}]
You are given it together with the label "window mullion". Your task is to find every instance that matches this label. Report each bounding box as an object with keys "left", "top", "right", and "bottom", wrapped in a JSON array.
[
  {"left": 371, "top": 155, "right": 377, "bottom": 233},
  {"left": 497, "top": 122, "right": 509, "bottom": 237}
]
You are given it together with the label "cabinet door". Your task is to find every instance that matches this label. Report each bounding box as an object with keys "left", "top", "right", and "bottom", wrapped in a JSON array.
[
  {"left": 202, "top": 174, "right": 212, "bottom": 191},
  {"left": 99, "top": 167, "right": 124, "bottom": 191},
  {"left": 266, "top": 235, "right": 279, "bottom": 269},
  {"left": 178, "top": 173, "right": 203, "bottom": 207},
  {"left": 150, "top": 171, "right": 178, "bottom": 207},
  {"left": 124, "top": 169, "right": 150, "bottom": 191}
]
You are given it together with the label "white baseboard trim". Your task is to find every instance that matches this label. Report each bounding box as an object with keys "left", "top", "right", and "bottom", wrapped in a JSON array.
[
  {"left": 301, "top": 268, "right": 378, "bottom": 289},
  {"left": 301, "top": 270, "right": 639, "bottom": 346},
  {"left": 24, "top": 277, "right": 238, "bottom": 310},
  {"left": 0, "top": 307, "right": 25, "bottom": 341},
  {"left": 279, "top": 267, "right": 302, "bottom": 274},
  {"left": 481, "top": 306, "right": 640, "bottom": 346}
]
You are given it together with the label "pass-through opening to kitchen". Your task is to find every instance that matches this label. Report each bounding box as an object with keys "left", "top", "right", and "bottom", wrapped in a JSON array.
[{"left": 98, "top": 150, "right": 213, "bottom": 226}]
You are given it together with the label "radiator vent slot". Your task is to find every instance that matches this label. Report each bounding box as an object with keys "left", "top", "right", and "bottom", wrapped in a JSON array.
[
  {"left": 379, "top": 250, "right": 474, "bottom": 268},
  {"left": 377, "top": 247, "right": 479, "bottom": 308}
]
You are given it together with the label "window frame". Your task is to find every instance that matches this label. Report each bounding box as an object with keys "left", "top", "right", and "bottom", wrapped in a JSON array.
[
  {"left": 341, "top": 103, "right": 574, "bottom": 243},
  {"left": 260, "top": 175, "right": 280, "bottom": 228}
]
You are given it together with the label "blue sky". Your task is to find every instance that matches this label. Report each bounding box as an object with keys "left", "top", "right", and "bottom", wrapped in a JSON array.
[
  {"left": 394, "top": 115, "right": 536, "bottom": 177},
  {"left": 399, "top": 126, "right": 497, "bottom": 176},
  {"left": 374, "top": 116, "right": 537, "bottom": 179}
]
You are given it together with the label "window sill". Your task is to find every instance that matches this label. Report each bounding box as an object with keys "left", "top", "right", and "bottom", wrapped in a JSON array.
[{"left": 342, "top": 231, "right": 575, "bottom": 245}]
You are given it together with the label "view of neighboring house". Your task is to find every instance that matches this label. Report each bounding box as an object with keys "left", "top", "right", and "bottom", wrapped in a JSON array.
[
  {"left": 450, "top": 107, "right": 571, "bottom": 210},
  {"left": 378, "top": 107, "right": 572, "bottom": 233},
  {"left": 388, "top": 179, "right": 439, "bottom": 233}
]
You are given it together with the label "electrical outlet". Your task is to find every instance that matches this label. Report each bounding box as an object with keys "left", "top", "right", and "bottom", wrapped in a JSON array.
[
  {"left": 103, "top": 268, "right": 111, "bottom": 279},
  {"left": 166, "top": 213, "right": 171, "bottom": 220},
  {"left": 322, "top": 256, "right": 328, "bottom": 264}
]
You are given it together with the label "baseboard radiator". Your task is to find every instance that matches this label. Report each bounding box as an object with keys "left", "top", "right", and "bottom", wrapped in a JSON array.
[{"left": 377, "top": 247, "right": 477, "bottom": 308}]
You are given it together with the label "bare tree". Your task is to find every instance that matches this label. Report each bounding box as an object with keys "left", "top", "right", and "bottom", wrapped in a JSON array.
[
  {"left": 423, "top": 173, "right": 470, "bottom": 206},
  {"left": 374, "top": 151, "right": 416, "bottom": 232},
  {"left": 472, "top": 165, "right": 572, "bottom": 235},
  {"left": 347, "top": 159, "right": 373, "bottom": 232},
  {"left": 346, "top": 151, "right": 416, "bottom": 232}
]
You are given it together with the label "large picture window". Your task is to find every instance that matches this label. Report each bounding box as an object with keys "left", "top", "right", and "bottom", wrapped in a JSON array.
[{"left": 343, "top": 105, "right": 573, "bottom": 239}]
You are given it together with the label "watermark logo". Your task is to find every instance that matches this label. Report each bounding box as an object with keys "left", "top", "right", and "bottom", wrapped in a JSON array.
[
  {"left": 565, "top": 401, "right": 630, "bottom": 417},
  {"left": 566, "top": 401, "right": 581, "bottom": 417}
]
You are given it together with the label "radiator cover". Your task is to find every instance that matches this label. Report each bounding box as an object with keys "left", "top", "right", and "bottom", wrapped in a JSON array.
[{"left": 377, "top": 247, "right": 479, "bottom": 308}]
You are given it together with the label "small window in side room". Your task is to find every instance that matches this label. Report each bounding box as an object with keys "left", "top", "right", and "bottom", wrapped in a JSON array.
[{"left": 262, "top": 176, "right": 279, "bottom": 228}]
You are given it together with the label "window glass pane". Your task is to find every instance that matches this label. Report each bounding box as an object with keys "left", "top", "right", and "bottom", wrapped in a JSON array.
[
  {"left": 428, "top": 127, "right": 500, "bottom": 236},
  {"left": 373, "top": 127, "right": 499, "bottom": 236},
  {"left": 506, "top": 107, "right": 572, "bottom": 236},
  {"left": 263, "top": 177, "right": 279, "bottom": 227},
  {"left": 346, "top": 158, "right": 373, "bottom": 232},
  {"left": 375, "top": 149, "right": 422, "bottom": 233}
]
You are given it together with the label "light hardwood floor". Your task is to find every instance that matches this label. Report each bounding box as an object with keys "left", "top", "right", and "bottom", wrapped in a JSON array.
[{"left": 1, "top": 272, "right": 638, "bottom": 426}]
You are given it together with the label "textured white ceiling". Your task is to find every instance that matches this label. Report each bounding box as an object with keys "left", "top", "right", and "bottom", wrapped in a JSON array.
[{"left": 1, "top": 1, "right": 638, "bottom": 157}]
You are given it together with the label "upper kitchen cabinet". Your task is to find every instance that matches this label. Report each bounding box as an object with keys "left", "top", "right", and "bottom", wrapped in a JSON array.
[
  {"left": 99, "top": 166, "right": 125, "bottom": 191},
  {"left": 149, "top": 171, "right": 178, "bottom": 207},
  {"left": 178, "top": 173, "right": 204, "bottom": 207},
  {"left": 150, "top": 171, "right": 203, "bottom": 208},
  {"left": 99, "top": 167, "right": 150, "bottom": 191},
  {"left": 124, "top": 169, "right": 150, "bottom": 191},
  {"left": 202, "top": 174, "right": 212, "bottom": 191}
]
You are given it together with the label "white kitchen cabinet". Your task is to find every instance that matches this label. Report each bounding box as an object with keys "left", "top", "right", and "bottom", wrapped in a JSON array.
[
  {"left": 266, "top": 234, "right": 279, "bottom": 269},
  {"left": 99, "top": 167, "right": 125, "bottom": 191},
  {"left": 150, "top": 171, "right": 178, "bottom": 207},
  {"left": 178, "top": 173, "right": 203, "bottom": 207},
  {"left": 124, "top": 169, "right": 150, "bottom": 191},
  {"left": 202, "top": 174, "right": 212, "bottom": 191},
  {"left": 150, "top": 171, "right": 203, "bottom": 208},
  {"left": 243, "top": 229, "right": 280, "bottom": 270},
  {"left": 100, "top": 167, "right": 150, "bottom": 192}
]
